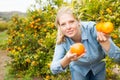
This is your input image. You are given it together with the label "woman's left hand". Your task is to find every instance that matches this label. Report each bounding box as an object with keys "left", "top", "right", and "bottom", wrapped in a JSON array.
[
  {"left": 97, "top": 32, "right": 110, "bottom": 43},
  {"left": 97, "top": 32, "right": 111, "bottom": 52}
]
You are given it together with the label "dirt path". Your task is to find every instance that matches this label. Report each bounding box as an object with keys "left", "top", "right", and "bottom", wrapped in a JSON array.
[{"left": 0, "top": 50, "right": 10, "bottom": 80}]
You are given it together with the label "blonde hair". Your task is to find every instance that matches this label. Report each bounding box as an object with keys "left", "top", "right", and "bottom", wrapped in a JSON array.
[{"left": 55, "top": 6, "right": 79, "bottom": 44}]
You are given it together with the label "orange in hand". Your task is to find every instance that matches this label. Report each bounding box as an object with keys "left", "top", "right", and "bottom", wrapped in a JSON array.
[
  {"left": 96, "top": 22, "right": 104, "bottom": 32},
  {"left": 70, "top": 43, "right": 85, "bottom": 56},
  {"left": 96, "top": 22, "right": 114, "bottom": 34},
  {"left": 102, "top": 22, "right": 114, "bottom": 34}
]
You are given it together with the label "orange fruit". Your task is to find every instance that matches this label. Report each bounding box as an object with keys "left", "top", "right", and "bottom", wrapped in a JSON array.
[
  {"left": 96, "top": 22, "right": 114, "bottom": 34},
  {"left": 96, "top": 22, "right": 104, "bottom": 32},
  {"left": 70, "top": 43, "right": 85, "bottom": 56},
  {"left": 101, "top": 22, "right": 114, "bottom": 34}
]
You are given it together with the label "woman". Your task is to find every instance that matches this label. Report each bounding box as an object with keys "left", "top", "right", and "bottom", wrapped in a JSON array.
[{"left": 50, "top": 6, "right": 120, "bottom": 80}]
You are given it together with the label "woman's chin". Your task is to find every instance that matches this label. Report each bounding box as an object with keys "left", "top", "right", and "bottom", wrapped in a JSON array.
[{"left": 67, "top": 34, "right": 75, "bottom": 38}]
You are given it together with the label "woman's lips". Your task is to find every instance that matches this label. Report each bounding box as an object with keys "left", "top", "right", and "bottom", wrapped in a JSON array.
[{"left": 67, "top": 30, "right": 73, "bottom": 34}]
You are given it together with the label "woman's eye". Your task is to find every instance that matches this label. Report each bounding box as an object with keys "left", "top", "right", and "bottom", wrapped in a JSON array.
[
  {"left": 60, "top": 23, "right": 66, "bottom": 27},
  {"left": 71, "top": 20, "right": 75, "bottom": 23},
  {"left": 61, "top": 23, "right": 65, "bottom": 26}
]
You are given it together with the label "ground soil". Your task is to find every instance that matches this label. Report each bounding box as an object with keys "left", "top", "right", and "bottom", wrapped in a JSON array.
[{"left": 0, "top": 50, "right": 10, "bottom": 80}]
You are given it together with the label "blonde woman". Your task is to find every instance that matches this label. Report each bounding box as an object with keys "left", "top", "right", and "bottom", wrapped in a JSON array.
[{"left": 50, "top": 6, "right": 120, "bottom": 80}]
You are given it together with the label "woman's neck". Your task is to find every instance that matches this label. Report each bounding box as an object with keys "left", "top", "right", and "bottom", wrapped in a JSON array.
[{"left": 72, "top": 32, "right": 81, "bottom": 43}]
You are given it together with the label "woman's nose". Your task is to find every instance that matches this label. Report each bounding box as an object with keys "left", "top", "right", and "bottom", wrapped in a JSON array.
[{"left": 66, "top": 23, "right": 71, "bottom": 29}]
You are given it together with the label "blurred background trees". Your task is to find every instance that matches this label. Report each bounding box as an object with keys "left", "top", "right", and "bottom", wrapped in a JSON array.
[{"left": 0, "top": 0, "right": 119, "bottom": 79}]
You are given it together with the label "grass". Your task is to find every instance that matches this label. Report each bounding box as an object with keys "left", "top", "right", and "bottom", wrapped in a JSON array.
[{"left": 0, "top": 30, "right": 8, "bottom": 50}]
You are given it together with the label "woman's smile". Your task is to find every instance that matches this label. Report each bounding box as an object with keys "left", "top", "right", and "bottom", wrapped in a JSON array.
[{"left": 66, "top": 30, "right": 74, "bottom": 35}]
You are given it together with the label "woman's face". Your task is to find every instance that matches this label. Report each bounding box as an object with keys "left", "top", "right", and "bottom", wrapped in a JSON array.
[{"left": 58, "top": 13, "right": 80, "bottom": 38}]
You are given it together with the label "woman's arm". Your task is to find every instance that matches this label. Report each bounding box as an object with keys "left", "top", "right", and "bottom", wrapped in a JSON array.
[
  {"left": 97, "top": 32, "right": 110, "bottom": 52},
  {"left": 50, "top": 44, "right": 84, "bottom": 74},
  {"left": 60, "top": 51, "right": 76, "bottom": 68},
  {"left": 60, "top": 50, "right": 84, "bottom": 68},
  {"left": 97, "top": 32, "right": 120, "bottom": 61},
  {"left": 50, "top": 44, "right": 78, "bottom": 74}
]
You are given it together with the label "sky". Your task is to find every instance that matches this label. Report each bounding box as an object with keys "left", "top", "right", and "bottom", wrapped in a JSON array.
[{"left": 0, "top": 0, "right": 37, "bottom": 12}]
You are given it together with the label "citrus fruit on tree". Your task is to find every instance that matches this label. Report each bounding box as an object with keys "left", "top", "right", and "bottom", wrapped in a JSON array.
[
  {"left": 96, "top": 22, "right": 114, "bottom": 34},
  {"left": 70, "top": 43, "right": 85, "bottom": 56}
]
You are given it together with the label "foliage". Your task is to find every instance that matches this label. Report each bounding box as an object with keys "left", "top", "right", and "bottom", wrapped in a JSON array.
[
  {"left": 72, "top": 0, "right": 120, "bottom": 45},
  {"left": 6, "top": 0, "right": 120, "bottom": 79},
  {"left": 0, "top": 21, "right": 9, "bottom": 31},
  {"left": 0, "top": 30, "right": 8, "bottom": 49},
  {"left": 7, "top": 5, "right": 57, "bottom": 78},
  {"left": 6, "top": 0, "right": 72, "bottom": 79},
  {"left": 72, "top": 0, "right": 120, "bottom": 79}
]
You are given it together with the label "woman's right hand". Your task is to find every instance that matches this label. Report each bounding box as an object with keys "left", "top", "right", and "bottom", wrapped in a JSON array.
[
  {"left": 60, "top": 50, "right": 85, "bottom": 68},
  {"left": 66, "top": 50, "right": 85, "bottom": 61}
]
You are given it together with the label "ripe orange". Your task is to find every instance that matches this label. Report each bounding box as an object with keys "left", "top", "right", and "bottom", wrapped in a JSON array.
[
  {"left": 96, "top": 22, "right": 114, "bottom": 34},
  {"left": 96, "top": 22, "right": 104, "bottom": 32},
  {"left": 101, "top": 22, "right": 114, "bottom": 34},
  {"left": 70, "top": 43, "right": 85, "bottom": 56}
]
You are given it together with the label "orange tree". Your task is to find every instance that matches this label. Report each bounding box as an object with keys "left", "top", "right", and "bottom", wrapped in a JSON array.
[
  {"left": 7, "top": 3, "right": 56, "bottom": 79},
  {"left": 71, "top": 0, "right": 120, "bottom": 79},
  {"left": 7, "top": 0, "right": 120, "bottom": 79},
  {"left": 7, "top": 0, "right": 72, "bottom": 79}
]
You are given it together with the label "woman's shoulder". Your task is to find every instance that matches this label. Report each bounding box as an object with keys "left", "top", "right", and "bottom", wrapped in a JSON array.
[
  {"left": 81, "top": 21, "right": 96, "bottom": 27},
  {"left": 55, "top": 37, "right": 72, "bottom": 51},
  {"left": 80, "top": 21, "right": 96, "bottom": 31}
]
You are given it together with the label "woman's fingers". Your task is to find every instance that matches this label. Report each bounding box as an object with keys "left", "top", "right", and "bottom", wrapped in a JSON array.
[
  {"left": 67, "top": 49, "right": 86, "bottom": 61},
  {"left": 69, "top": 53, "right": 85, "bottom": 61},
  {"left": 77, "top": 53, "right": 85, "bottom": 59},
  {"left": 66, "top": 51, "right": 77, "bottom": 60},
  {"left": 97, "top": 32, "right": 110, "bottom": 42},
  {"left": 70, "top": 54, "right": 78, "bottom": 61},
  {"left": 97, "top": 32, "right": 106, "bottom": 41}
]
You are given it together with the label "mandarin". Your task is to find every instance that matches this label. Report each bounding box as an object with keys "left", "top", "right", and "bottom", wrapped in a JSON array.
[
  {"left": 102, "top": 22, "right": 114, "bottom": 34},
  {"left": 96, "top": 22, "right": 114, "bottom": 34},
  {"left": 70, "top": 43, "right": 85, "bottom": 56},
  {"left": 96, "top": 22, "right": 104, "bottom": 32}
]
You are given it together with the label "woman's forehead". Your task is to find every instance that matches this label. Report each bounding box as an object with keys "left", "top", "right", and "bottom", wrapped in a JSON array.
[{"left": 59, "top": 13, "right": 75, "bottom": 22}]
